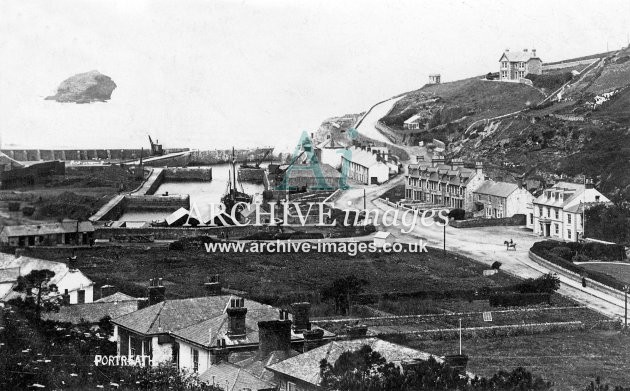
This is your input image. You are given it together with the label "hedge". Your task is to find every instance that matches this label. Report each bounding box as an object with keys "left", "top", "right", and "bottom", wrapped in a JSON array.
[
  {"left": 489, "top": 293, "right": 551, "bottom": 307},
  {"left": 531, "top": 240, "right": 627, "bottom": 291}
]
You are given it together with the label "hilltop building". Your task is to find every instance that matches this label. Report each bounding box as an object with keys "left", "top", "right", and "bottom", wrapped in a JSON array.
[
  {"left": 473, "top": 180, "right": 534, "bottom": 218},
  {"left": 499, "top": 49, "right": 542, "bottom": 82},
  {"left": 531, "top": 180, "right": 610, "bottom": 241},
  {"left": 405, "top": 157, "right": 484, "bottom": 211},
  {"left": 428, "top": 74, "right": 441, "bottom": 84}
]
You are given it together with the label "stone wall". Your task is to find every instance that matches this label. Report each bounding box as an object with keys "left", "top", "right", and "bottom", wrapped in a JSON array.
[{"left": 450, "top": 214, "right": 526, "bottom": 228}]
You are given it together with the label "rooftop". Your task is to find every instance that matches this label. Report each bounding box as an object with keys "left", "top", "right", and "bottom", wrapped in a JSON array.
[
  {"left": 198, "top": 362, "right": 276, "bottom": 391},
  {"left": 267, "top": 338, "right": 440, "bottom": 387},
  {"left": 42, "top": 301, "right": 140, "bottom": 324},
  {"left": 0, "top": 221, "right": 94, "bottom": 237},
  {"left": 474, "top": 180, "right": 519, "bottom": 198}
]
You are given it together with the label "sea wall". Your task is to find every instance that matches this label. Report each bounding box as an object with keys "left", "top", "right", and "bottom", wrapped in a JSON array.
[{"left": 0, "top": 148, "right": 187, "bottom": 162}]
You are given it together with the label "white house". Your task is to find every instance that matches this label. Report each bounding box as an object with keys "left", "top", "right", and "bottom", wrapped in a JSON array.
[
  {"left": 111, "top": 291, "right": 334, "bottom": 374},
  {"left": 532, "top": 180, "right": 610, "bottom": 242},
  {"left": 0, "top": 253, "right": 94, "bottom": 304},
  {"left": 473, "top": 180, "right": 534, "bottom": 218},
  {"left": 341, "top": 146, "right": 390, "bottom": 185},
  {"left": 403, "top": 114, "right": 423, "bottom": 130}
]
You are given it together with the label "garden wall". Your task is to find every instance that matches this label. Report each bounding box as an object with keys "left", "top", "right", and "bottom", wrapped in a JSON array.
[{"left": 450, "top": 214, "right": 525, "bottom": 228}]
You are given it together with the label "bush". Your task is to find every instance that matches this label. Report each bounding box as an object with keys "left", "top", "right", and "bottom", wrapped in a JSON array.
[
  {"left": 491, "top": 261, "right": 502, "bottom": 270},
  {"left": 550, "top": 246, "right": 574, "bottom": 261},
  {"left": 448, "top": 208, "right": 466, "bottom": 220}
]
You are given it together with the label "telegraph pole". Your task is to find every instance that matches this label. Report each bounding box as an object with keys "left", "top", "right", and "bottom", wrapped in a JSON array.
[
  {"left": 363, "top": 188, "right": 366, "bottom": 210},
  {"left": 624, "top": 285, "right": 629, "bottom": 329}
]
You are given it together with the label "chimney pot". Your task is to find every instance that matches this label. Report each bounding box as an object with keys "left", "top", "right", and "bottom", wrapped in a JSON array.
[
  {"left": 291, "top": 302, "right": 311, "bottom": 332},
  {"left": 258, "top": 320, "right": 292, "bottom": 357}
]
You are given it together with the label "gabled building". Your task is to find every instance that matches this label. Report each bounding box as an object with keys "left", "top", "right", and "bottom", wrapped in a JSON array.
[
  {"left": 0, "top": 253, "right": 94, "bottom": 304},
  {"left": 532, "top": 180, "right": 610, "bottom": 241},
  {"left": 473, "top": 180, "right": 534, "bottom": 218},
  {"left": 266, "top": 338, "right": 443, "bottom": 391},
  {"left": 0, "top": 220, "right": 95, "bottom": 247},
  {"left": 405, "top": 157, "right": 484, "bottom": 211},
  {"left": 111, "top": 285, "right": 334, "bottom": 374},
  {"left": 341, "top": 146, "right": 390, "bottom": 185},
  {"left": 499, "top": 49, "right": 542, "bottom": 82}
]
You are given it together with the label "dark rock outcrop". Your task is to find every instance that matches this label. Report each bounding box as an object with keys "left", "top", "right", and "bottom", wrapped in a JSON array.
[{"left": 45, "top": 70, "right": 116, "bottom": 103}]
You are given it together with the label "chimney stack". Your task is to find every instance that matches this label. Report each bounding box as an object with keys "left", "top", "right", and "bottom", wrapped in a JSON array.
[
  {"left": 147, "top": 278, "right": 166, "bottom": 306},
  {"left": 431, "top": 155, "right": 445, "bottom": 167},
  {"left": 226, "top": 297, "right": 247, "bottom": 338},
  {"left": 585, "top": 178, "right": 594, "bottom": 189},
  {"left": 68, "top": 256, "right": 78, "bottom": 272},
  {"left": 475, "top": 162, "right": 483, "bottom": 176},
  {"left": 100, "top": 284, "right": 116, "bottom": 300},
  {"left": 258, "top": 320, "right": 292, "bottom": 357},
  {"left": 291, "top": 302, "right": 311, "bottom": 332},
  {"left": 137, "top": 297, "right": 150, "bottom": 310},
  {"left": 204, "top": 275, "right": 222, "bottom": 296},
  {"left": 532, "top": 49, "right": 537, "bottom": 57},
  {"left": 211, "top": 338, "right": 230, "bottom": 364}
]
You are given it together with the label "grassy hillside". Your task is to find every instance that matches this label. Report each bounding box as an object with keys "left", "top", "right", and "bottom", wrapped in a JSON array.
[{"left": 382, "top": 78, "right": 545, "bottom": 132}]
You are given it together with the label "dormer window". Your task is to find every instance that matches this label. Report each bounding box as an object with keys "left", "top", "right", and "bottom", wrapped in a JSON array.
[{"left": 595, "top": 195, "right": 600, "bottom": 202}]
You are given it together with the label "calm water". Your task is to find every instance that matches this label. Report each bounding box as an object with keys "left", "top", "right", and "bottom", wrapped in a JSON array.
[{"left": 118, "top": 164, "right": 266, "bottom": 222}]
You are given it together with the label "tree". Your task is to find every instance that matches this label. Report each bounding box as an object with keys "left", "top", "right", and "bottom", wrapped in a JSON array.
[
  {"left": 321, "top": 275, "right": 368, "bottom": 315},
  {"left": 517, "top": 273, "right": 560, "bottom": 294},
  {"left": 13, "top": 269, "right": 58, "bottom": 322}
]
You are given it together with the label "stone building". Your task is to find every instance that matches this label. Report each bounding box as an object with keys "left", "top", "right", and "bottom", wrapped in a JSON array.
[
  {"left": 499, "top": 49, "right": 542, "bottom": 81},
  {"left": 405, "top": 157, "right": 484, "bottom": 211},
  {"left": 473, "top": 180, "right": 534, "bottom": 218}
]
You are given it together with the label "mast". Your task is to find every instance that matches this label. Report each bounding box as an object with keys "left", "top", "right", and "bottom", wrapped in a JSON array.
[{"left": 232, "top": 147, "right": 237, "bottom": 201}]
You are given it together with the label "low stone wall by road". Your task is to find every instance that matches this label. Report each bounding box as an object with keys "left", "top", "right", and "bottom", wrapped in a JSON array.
[{"left": 450, "top": 214, "right": 526, "bottom": 228}]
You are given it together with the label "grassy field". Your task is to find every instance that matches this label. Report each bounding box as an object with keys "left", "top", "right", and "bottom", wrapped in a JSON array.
[
  {"left": 19, "top": 245, "right": 521, "bottom": 310},
  {"left": 400, "top": 330, "right": 630, "bottom": 390},
  {"left": 581, "top": 262, "right": 630, "bottom": 285}
]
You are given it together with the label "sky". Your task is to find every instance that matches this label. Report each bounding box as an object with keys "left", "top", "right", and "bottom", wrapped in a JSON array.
[{"left": 1, "top": 0, "right": 629, "bottom": 152}]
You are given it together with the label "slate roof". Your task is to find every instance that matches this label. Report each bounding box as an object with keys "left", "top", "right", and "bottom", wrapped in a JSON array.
[
  {"left": 42, "top": 301, "right": 139, "bottom": 324},
  {"left": 1, "top": 221, "right": 94, "bottom": 237},
  {"left": 341, "top": 147, "right": 388, "bottom": 168},
  {"left": 235, "top": 349, "right": 300, "bottom": 383},
  {"left": 198, "top": 362, "right": 275, "bottom": 391},
  {"left": 112, "top": 295, "right": 334, "bottom": 349},
  {"left": 499, "top": 50, "right": 539, "bottom": 62},
  {"left": 473, "top": 180, "right": 519, "bottom": 198},
  {"left": 533, "top": 182, "right": 585, "bottom": 208},
  {"left": 0, "top": 267, "right": 19, "bottom": 283},
  {"left": 408, "top": 163, "right": 477, "bottom": 187},
  {"left": 286, "top": 163, "right": 341, "bottom": 179},
  {"left": 267, "top": 338, "right": 440, "bottom": 387},
  {"left": 95, "top": 292, "right": 138, "bottom": 303}
]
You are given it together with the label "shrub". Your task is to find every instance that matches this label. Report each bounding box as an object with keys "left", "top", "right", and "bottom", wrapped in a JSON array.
[
  {"left": 448, "top": 208, "right": 466, "bottom": 220},
  {"left": 491, "top": 261, "right": 502, "bottom": 270},
  {"left": 489, "top": 293, "right": 551, "bottom": 307},
  {"left": 550, "top": 246, "right": 574, "bottom": 261}
]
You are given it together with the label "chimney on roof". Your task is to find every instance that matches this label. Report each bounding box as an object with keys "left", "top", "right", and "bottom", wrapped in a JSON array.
[
  {"left": 532, "top": 49, "right": 537, "bottom": 57},
  {"left": 68, "top": 256, "right": 77, "bottom": 272},
  {"left": 258, "top": 320, "right": 292, "bottom": 357},
  {"left": 475, "top": 162, "right": 483, "bottom": 176},
  {"left": 585, "top": 178, "right": 594, "bottom": 189},
  {"left": 137, "top": 297, "right": 149, "bottom": 310},
  {"left": 226, "top": 297, "right": 247, "bottom": 338},
  {"left": 100, "top": 284, "right": 116, "bottom": 300},
  {"left": 204, "top": 275, "right": 222, "bottom": 296},
  {"left": 431, "top": 155, "right": 445, "bottom": 167},
  {"left": 517, "top": 177, "right": 523, "bottom": 189},
  {"left": 416, "top": 156, "right": 424, "bottom": 163},
  {"left": 505, "top": 48, "right": 510, "bottom": 52},
  {"left": 291, "top": 302, "right": 311, "bottom": 332},
  {"left": 147, "top": 278, "right": 166, "bottom": 306},
  {"left": 211, "top": 338, "right": 230, "bottom": 364},
  {"left": 523, "top": 49, "right": 528, "bottom": 52}
]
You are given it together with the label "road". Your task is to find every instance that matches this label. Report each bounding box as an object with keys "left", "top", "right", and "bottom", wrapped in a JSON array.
[
  {"left": 354, "top": 97, "right": 403, "bottom": 143},
  {"left": 335, "top": 177, "right": 626, "bottom": 319}
]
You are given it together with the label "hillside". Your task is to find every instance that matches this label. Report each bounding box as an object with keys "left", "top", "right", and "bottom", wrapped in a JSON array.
[
  {"left": 313, "top": 46, "right": 630, "bottom": 201},
  {"left": 379, "top": 77, "right": 545, "bottom": 145}
]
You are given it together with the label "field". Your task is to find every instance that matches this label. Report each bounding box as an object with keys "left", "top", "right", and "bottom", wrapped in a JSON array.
[
  {"left": 581, "top": 262, "right": 630, "bottom": 285},
  {"left": 19, "top": 245, "right": 521, "bottom": 314},
  {"left": 399, "top": 330, "right": 630, "bottom": 390}
]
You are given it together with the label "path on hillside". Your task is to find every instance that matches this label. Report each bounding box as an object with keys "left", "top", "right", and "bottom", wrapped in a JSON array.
[
  {"left": 335, "top": 183, "right": 625, "bottom": 319},
  {"left": 355, "top": 97, "right": 403, "bottom": 144}
]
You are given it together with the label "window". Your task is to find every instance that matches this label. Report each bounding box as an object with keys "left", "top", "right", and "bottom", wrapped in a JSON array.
[
  {"left": 192, "top": 348, "right": 199, "bottom": 372},
  {"left": 530, "top": 213, "right": 534, "bottom": 224},
  {"left": 287, "top": 381, "right": 297, "bottom": 391},
  {"left": 555, "top": 209, "right": 559, "bottom": 219},
  {"left": 567, "top": 229, "right": 572, "bottom": 239},
  {"left": 555, "top": 223, "right": 559, "bottom": 234},
  {"left": 547, "top": 207, "right": 550, "bottom": 218},
  {"left": 538, "top": 207, "right": 543, "bottom": 216},
  {"left": 567, "top": 214, "right": 572, "bottom": 224},
  {"left": 77, "top": 289, "right": 85, "bottom": 304},
  {"left": 595, "top": 195, "right": 600, "bottom": 202}
]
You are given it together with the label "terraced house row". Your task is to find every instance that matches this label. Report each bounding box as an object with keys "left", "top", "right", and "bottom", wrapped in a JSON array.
[{"left": 405, "top": 157, "right": 610, "bottom": 242}]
